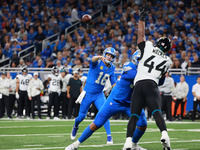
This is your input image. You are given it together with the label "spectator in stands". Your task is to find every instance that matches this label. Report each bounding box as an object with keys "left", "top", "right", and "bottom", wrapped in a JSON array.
[
  {"left": 173, "top": 75, "right": 189, "bottom": 121},
  {"left": 191, "top": 55, "right": 200, "bottom": 67},
  {"left": 17, "top": 27, "right": 27, "bottom": 40},
  {"left": 43, "top": 25, "right": 54, "bottom": 38},
  {"left": 45, "top": 58, "right": 54, "bottom": 68},
  {"left": 25, "top": 58, "right": 33, "bottom": 68},
  {"left": 33, "top": 54, "right": 42, "bottom": 68},
  {"left": 67, "top": 70, "right": 82, "bottom": 119},
  {"left": 3, "top": 43, "right": 13, "bottom": 58},
  {"left": 37, "top": 59, "right": 45, "bottom": 68},
  {"left": 171, "top": 58, "right": 181, "bottom": 69},
  {"left": 35, "top": 26, "right": 45, "bottom": 53},
  {"left": 41, "top": 43, "right": 52, "bottom": 60},
  {"left": 192, "top": 76, "right": 200, "bottom": 122},
  {"left": 181, "top": 55, "right": 191, "bottom": 69},
  {"left": 71, "top": 4, "right": 80, "bottom": 24},
  {"left": 27, "top": 27, "right": 37, "bottom": 44},
  {"left": 18, "top": 59, "right": 26, "bottom": 68},
  {"left": 56, "top": 60, "right": 63, "bottom": 70},
  {"left": 19, "top": 35, "right": 30, "bottom": 50},
  {"left": 11, "top": 39, "right": 21, "bottom": 54},
  {"left": 57, "top": 34, "right": 67, "bottom": 51}
]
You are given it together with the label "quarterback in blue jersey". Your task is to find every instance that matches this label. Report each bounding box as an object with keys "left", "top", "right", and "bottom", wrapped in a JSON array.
[
  {"left": 70, "top": 47, "right": 117, "bottom": 144},
  {"left": 65, "top": 50, "right": 147, "bottom": 150}
]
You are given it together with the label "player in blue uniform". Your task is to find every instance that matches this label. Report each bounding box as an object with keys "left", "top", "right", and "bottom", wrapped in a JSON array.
[
  {"left": 65, "top": 50, "right": 147, "bottom": 150},
  {"left": 70, "top": 47, "right": 117, "bottom": 144}
]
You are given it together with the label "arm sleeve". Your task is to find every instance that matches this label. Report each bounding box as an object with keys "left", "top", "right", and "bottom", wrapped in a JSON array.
[
  {"left": 138, "top": 41, "right": 146, "bottom": 59},
  {"left": 89, "top": 60, "right": 98, "bottom": 69},
  {"left": 110, "top": 73, "right": 116, "bottom": 85},
  {"left": 158, "top": 76, "right": 166, "bottom": 86},
  {"left": 121, "top": 69, "right": 137, "bottom": 80}
]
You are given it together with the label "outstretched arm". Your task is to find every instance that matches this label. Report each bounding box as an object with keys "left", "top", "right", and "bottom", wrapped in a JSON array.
[{"left": 137, "top": 3, "right": 149, "bottom": 45}]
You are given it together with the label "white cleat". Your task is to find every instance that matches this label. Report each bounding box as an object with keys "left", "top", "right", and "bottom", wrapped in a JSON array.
[
  {"left": 107, "top": 135, "right": 113, "bottom": 144},
  {"left": 132, "top": 143, "right": 147, "bottom": 150},
  {"left": 46, "top": 117, "right": 50, "bottom": 120},
  {"left": 65, "top": 143, "right": 77, "bottom": 150},
  {"left": 161, "top": 130, "right": 171, "bottom": 150},
  {"left": 65, "top": 141, "right": 80, "bottom": 150},
  {"left": 123, "top": 137, "right": 132, "bottom": 150},
  {"left": 53, "top": 117, "right": 60, "bottom": 120}
]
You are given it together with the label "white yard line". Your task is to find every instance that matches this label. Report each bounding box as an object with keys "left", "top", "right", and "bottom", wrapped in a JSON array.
[
  {"left": 23, "top": 145, "right": 43, "bottom": 147},
  {"left": 5, "top": 140, "right": 200, "bottom": 150},
  {"left": 0, "top": 128, "right": 200, "bottom": 137}
]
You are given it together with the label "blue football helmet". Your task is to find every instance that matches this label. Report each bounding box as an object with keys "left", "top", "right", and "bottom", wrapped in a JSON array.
[
  {"left": 103, "top": 47, "right": 116, "bottom": 65},
  {"left": 132, "top": 50, "right": 141, "bottom": 66}
]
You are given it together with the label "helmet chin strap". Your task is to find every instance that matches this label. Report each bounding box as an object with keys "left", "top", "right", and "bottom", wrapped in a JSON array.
[{"left": 104, "top": 60, "right": 111, "bottom": 68}]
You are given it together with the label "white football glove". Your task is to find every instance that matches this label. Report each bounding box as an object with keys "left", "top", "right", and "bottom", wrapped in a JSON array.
[{"left": 15, "top": 92, "right": 19, "bottom": 99}]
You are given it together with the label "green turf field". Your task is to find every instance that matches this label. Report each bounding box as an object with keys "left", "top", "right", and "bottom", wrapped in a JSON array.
[{"left": 0, "top": 119, "right": 199, "bottom": 150}]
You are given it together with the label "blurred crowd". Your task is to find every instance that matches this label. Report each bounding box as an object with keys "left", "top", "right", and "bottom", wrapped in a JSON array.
[{"left": 0, "top": 0, "right": 200, "bottom": 72}]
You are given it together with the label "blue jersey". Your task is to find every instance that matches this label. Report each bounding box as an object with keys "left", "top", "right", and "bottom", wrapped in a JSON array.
[
  {"left": 84, "top": 60, "right": 116, "bottom": 94},
  {"left": 111, "top": 62, "right": 137, "bottom": 103}
]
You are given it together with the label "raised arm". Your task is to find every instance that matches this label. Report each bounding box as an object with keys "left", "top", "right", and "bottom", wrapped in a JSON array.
[{"left": 137, "top": 3, "right": 149, "bottom": 45}]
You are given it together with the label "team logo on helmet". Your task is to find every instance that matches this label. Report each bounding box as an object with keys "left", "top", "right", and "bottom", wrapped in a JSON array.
[
  {"left": 132, "top": 50, "right": 141, "bottom": 66},
  {"left": 155, "top": 37, "right": 172, "bottom": 53}
]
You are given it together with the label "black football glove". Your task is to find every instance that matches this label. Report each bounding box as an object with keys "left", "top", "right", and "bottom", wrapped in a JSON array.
[{"left": 139, "top": 3, "right": 149, "bottom": 21}]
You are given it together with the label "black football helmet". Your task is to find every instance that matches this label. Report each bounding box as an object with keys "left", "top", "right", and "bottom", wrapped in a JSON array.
[
  {"left": 52, "top": 66, "right": 59, "bottom": 76},
  {"left": 22, "top": 67, "right": 28, "bottom": 73},
  {"left": 154, "top": 37, "right": 172, "bottom": 53}
]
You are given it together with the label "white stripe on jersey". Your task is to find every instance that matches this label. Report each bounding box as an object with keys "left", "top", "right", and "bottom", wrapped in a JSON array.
[
  {"left": 134, "top": 41, "right": 172, "bottom": 85},
  {"left": 17, "top": 74, "right": 32, "bottom": 91}
]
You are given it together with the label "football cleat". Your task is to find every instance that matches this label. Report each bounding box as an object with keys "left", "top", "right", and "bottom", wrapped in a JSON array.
[
  {"left": 107, "top": 135, "right": 113, "bottom": 144},
  {"left": 65, "top": 143, "right": 78, "bottom": 150},
  {"left": 132, "top": 143, "right": 147, "bottom": 150},
  {"left": 71, "top": 126, "right": 79, "bottom": 140},
  {"left": 161, "top": 130, "right": 171, "bottom": 150},
  {"left": 123, "top": 137, "right": 132, "bottom": 150}
]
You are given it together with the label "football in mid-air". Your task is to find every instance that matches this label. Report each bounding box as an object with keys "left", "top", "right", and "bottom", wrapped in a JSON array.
[{"left": 82, "top": 14, "right": 92, "bottom": 23}]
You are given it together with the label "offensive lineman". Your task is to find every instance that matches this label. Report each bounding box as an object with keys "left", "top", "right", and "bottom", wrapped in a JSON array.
[
  {"left": 70, "top": 47, "right": 117, "bottom": 144},
  {"left": 123, "top": 3, "right": 172, "bottom": 150},
  {"left": 16, "top": 67, "right": 32, "bottom": 119},
  {"left": 47, "top": 66, "right": 62, "bottom": 120},
  {"left": 65, "top": 50, "right": 147, "bottom": 150}
]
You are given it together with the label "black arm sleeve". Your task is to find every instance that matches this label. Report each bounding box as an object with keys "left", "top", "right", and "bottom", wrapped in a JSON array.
[{"left": 138, "top": 41, "right": 146, "bottom": 59}]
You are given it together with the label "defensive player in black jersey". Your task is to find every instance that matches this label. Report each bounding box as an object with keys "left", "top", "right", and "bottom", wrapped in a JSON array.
[{"left": 123, "top": 3, "right": 172, "bottom": 150}]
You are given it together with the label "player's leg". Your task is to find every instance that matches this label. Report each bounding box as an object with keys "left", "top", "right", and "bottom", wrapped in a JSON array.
[
  {"left": 65, "top": 96, "right": 120, "bottom": 149},
  {"left": 25, "top": 92, "right": 31, "bottom": 118},
  {"left": 124, "top": 83, "right": 144, "bottom": 150},
  {"left": 36, "top": 95, "right": 41, "bottom": 119},
  {"left": 145, "top": 81, "right": 171, "bottom": 149},
  {"left": 47, "top": 92, "right": 54, "bottom": 119},
  {"left": 94, "top": 93, "right": 113, "bottom": 143},
  {"left": 30, "top": 96, "right": 35, "bottom": 119},
  {"left": 71, "top": 93, "right": 93, "bottom": 140}
]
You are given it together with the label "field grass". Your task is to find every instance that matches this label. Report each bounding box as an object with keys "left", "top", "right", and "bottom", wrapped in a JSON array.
[{"left": 0, "top": 118, "right": 200, "bottom": 150}]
